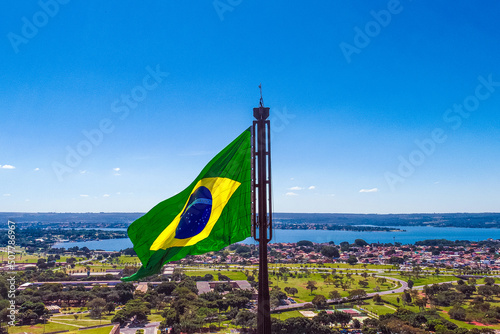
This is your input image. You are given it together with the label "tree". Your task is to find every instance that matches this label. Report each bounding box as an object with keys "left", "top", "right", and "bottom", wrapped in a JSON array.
[
  {"left": 156, "top": 282, "right": 177, "bottom": 295},
  {"left": 340, "top": 241, "right": 350, "bottom": 252},
  {"left": 402, "top": 291, "right": 412, "bottom": 305},
  {"left": 105, "top": 302, "right": 116, "bottom": 315},
  {"left": 477, "top": 285, "right": 494, "bottom": 300},
  {"left": 273, "top": 316, "right": 332, "bottom": 334},
  {"left": 297, "top": 240, "right": 314, "bottom": 247},
  {"left": 449, "top": 305, "right": 466, "bottom": 321},
  {"left": 160, "top": 308, "right": 178, "bottom": 328},
  {"left": 232, "top": 309, "right": 256, "bottom": 331},
  {"left": 377, "top": 277, "right": 387, "bottom": 285},
  {"left": 87, "top": 298, "right": 106, "bottom": 320},
  {"left": 284, "top": 287, "right": 298, "bottom": 297},
  {"left": 407, "top": 279, "right": 414, "bottom": 289},
  {"left": 354, "top": 239, "right": 368, "bottom": 247},
  {"left": 306, "top": 281, "right": 317, "bottom": 295},
  {"left": 373, "top": 294, "right": 382, "bottom": 304},
  {"left": 347, "top": 255, "right": 358, "bottom": 265},
  {"left": 414, "top": 296, "right": 427, "bottom": 311},
  {"left": 329, "top": 290, "right": 341, "bottom": 300},
  {"left": 456, "top": 283, "right": 476, "bottom": 298},
  {"left": 358, "top": 280, "right": 369, "bottom": 288},
  {"left": 348, "top": 289, "right": 367, "bottom": 300},
  {"left": 331, "top": 310, "right": 352, "bottom": 327},
  {"left": 484, "top": 277, "right": 495, "bottom": 286},
  {"left": 18, "top": 302, "right": 49, "bottom": 325},
  {"left": 312, "top": 295, "right": 328, "bottom": 309},
  {"left": 320, "top": 246, "right": 339, "bottom": 258}
]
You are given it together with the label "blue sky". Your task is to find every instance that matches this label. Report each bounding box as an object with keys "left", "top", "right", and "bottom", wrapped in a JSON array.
[{"left": 1, "top": 1, "right": 499, "bottom": 214}]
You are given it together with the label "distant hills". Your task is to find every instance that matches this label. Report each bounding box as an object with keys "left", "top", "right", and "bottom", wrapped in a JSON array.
[{"left": 1, "top": 212, "right": 500, "bottom": 229}]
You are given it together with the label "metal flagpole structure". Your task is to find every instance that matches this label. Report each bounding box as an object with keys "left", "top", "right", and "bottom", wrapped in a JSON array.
[{"left": 252, "top": 84, "right": 272, "bottom": 334}]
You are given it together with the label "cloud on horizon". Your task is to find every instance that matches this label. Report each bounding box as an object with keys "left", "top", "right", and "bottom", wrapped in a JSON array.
[
  {"left": 0, "top": 165, "right": 15, "bottom": 169},
  {"left": 286, "top": 192, "right": 299, "bottom": 196}
]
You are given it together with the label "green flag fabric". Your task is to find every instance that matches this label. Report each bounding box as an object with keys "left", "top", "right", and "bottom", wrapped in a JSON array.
[{"left": 122, "top": 128, "right": 251, "bottom": 281}]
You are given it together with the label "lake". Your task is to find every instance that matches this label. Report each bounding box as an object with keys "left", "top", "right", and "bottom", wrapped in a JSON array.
[{"left": 52, "top": 225, "right": 500, "bottom": 251}]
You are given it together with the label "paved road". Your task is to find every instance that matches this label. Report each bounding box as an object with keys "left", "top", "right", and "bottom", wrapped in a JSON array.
[
  {"left": 121, "top": 321, "right": 160, "bottom": 334},
  {"left": 274, "top": 276, "right": 465, "bottom": 312},
  {"left": 275, "top": 275, "right": 408, "bottom": 312}
]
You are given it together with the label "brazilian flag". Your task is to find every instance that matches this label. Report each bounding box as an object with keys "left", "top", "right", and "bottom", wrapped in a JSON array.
[{"left": 122, "top": 128, "right": 251, "bottom": 281}]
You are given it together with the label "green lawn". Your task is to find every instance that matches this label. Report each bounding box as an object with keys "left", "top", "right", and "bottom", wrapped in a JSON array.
[
  {"left": 9, "top": 321, "right": 75, "bottom": 334},
  {"left": 383, "top": 274, "right": 457, "bottom": 286},
  {"left": 148, "top": 312, "right": 164, "bottom": 322},
  {"left": 272, "top": 310, "right": 304, "bottom": 320},
  {"left": 358, "top": 300, "right": 397, "bottom": 316},
  {"left": 50, "top": 318, "right": 111, "bottom": 327},
  {"left": 116, "top": 255, "right": 141, "bottom": 264},
  {"left": 268, "top": 272, "right": 391, "bottom": 303},
  {"left": 0, "top": 250, "right": 39, "bottom": 263},
  {"left": 378, "top": 293, "right": 420, "bottom": 313},
  {"left": 184, "top": 270, "right": 247, "bottom": 280}
]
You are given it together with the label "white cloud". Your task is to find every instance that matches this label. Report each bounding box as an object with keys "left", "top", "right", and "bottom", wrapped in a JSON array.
[
  {"left": 3, "top": 194, "right": 11, "bottom": 197},
  {"left": 113, "top": 168, "right": 120, "bottom": 171},
  {"left": 80, "top": 170, "right": 87, "bottom": 174},
  {"left": 1, "top": 165, "right": 15, "bottom": 169},
  {"left": 25, "top": 199, "right": 30, "bottom": 202},
  {"left": 103, "top": 194, "right": 110, "bottom": 197},
  {"left": 289, "top": 186, "right": 303, "bottom": 191},
  {"left": 308, "top": 186, "right": 316, "bottom": 190},
  {"left": 359, "top": 188, "right": 379, "bottom": 193},
  {"left": 34, "top": 168, "right": 40, "bottom": 171},
  {"left": 80, "top": 194, "right": 89, "bottom": 197},
  {"left": 286, "top": 192, "right": 299, "bottom": 196},
  {"left": 290, "top": 178, "right": 295, "bottom": 181}
]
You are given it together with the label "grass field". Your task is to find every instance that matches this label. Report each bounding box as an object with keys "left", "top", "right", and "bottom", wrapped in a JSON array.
[
  {"left": 9, "top": 321, "right": 76, "bottom": 334},
  {"left": 272, "top": 310, "right": 304, "bottom": 320},
  {"left": 267, "top": 273, "right": 395, "bottom": 303},
  {"left": 0, "top": 250, "right": 40, "bottom": 263},
  {"left": 358, "top": 300, "right": 397, "bottom": 316},
  {"left": 383, "top": 274, "right": 457, "bottom": 287},
  {"left": 184, "top": 270, "right": 247, "bottom": 280},
  {"left": 116, "top": 255, "right": 141, "bottom": 264}
]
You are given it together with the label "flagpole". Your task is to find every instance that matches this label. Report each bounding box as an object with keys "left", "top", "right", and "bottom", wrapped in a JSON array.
[{"left": 253, "top": 85, "right": 272, "bottom": 334}]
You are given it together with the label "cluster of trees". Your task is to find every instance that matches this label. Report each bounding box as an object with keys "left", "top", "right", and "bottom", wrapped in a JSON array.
[
  {"left": 111, "top": 299, "right": 151, "bottom": 324},
  {"left": 362, "top": 308, "right": 495, "bottom": 334},
  {"left": 0, "top": 278, "right": 137, "bottom": 328},
  {"left": 271, "top": 310, "right": 352, "bottom": 334},
  {"left": 158, "top": 278, "right": 254, "bottom": 333},
  {"left": 423, "top": 278, "right": 500, "bottom": 325}
]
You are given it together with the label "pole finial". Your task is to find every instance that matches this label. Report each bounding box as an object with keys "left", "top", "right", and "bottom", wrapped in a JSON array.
[{"left": 259, "top": 83, "right": 264, "bottom": 107}]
